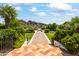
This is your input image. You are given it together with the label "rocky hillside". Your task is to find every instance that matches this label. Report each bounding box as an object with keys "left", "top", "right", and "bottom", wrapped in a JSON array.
[{"left": 19, "top": 20, "right": 46, "bottom": 29}]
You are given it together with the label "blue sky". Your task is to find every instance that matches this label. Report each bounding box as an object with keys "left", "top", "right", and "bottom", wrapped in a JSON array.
[{"left": 0, "top": 3, "right": 79, "bottom": 24}]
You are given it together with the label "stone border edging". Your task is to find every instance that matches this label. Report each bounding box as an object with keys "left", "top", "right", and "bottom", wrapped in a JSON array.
[
  {"left": 43, "top": 32, "right": 51, "bottom": 44},
  {"left": 28, "top": 30, "right": 37, "bottom": 45}
]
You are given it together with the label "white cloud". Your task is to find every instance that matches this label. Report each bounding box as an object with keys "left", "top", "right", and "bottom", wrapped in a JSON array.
[
  {"left": 66, "top": 13, "right": 76, "bottom": 16},
  {"left": 73, "top": 9, "right": 78, "bottom": 11},
  {"left": 30, "top": 7, "right": 37, "bottom": 12},
  {"left": 15, "top": 6, "right": 21, "bottom": 11},
  {"left": 47, "top": 3, "right": 73, "bottom": 10},
  {"left": 37, "top": 12, "right": 47, "bottom": 16},
  {"left": 30, "top": 7, "right": 47, "bottom": 16}
]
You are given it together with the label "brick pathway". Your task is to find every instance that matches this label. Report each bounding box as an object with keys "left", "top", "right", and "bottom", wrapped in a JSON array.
[
  {"left": 28, "top": 31, "right": 51, "bottom": 45},
  {"left": 7, "top": 31, "right": 63, "bottom": 56},
  {"left": 7, "top": 44, "right": 63, "bottom": 56}
]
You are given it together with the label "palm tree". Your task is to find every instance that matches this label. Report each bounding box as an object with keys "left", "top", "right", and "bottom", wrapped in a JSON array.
[{"left": 0, "top": 4, "right": 17, "bottom": 28}]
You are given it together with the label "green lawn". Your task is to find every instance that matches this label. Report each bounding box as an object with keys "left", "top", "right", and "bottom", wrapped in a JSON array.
[
  {"left": 46, "top": 31, "right": 55, "bottom": 40},
  {"left": 25, "top": 32, "right": 54, "bottom": 40},
  {"left": 25, "top": 33, "right": 34, "bottom": 40}
]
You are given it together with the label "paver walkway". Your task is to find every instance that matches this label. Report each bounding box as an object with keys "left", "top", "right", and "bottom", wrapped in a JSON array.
[
  {"left": 28, "top": 31, "right": 51, "bottom": 45},
  {"left": 7, "top": 30, "right": 63, "bottom": 56},
  {"left": 7, "top": 44, "right": 63, "bottom": 56}
]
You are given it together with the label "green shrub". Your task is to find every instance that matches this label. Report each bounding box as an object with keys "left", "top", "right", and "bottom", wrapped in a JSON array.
[
  {"left": 0, "top": 28, "right": 26, "bottom": 49},
  {"left": 13, "top": 26, "right": 25, "bottom": 34},
  {"left": 54, "top": 27, "right": 74, "bottom": 41},
  {"left": 0, "top": 28, "right": 18, "bottom": 49},
  {"left": 61, "top": 33, "right": 79, "bottom": 54},
  {"left": 13, "top": 34, "right": 25, "bottom": 48},
  {"left": 25, "top": 33, "right": 34, "bottom": 40},
  {"left": 26, "top": 29, "right": 34, "bottom": 33},
  {"left": 0, "top": 24, "right": 5, "bottom": 29},
  {"left": 25, "top": 27, "right": 34, "bottom": 33},
  {"left": 46, "top": 23, "right": 57, "bottom": 31},
  {"left": 54, "top": 29, "right": 66, "bottom": 41},
  {"left": 44, "top": 29, "right": 50, "bottom": 33},
  {"left": 46, "top": 32, "right": 55, "bottom": 40}
]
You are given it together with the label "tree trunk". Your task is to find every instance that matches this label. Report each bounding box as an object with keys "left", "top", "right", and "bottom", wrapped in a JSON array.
[{"left": 5, "top": 18, "right": 10, "bottom": 28}]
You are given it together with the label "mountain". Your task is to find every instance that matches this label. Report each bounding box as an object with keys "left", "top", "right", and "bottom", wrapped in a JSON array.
[{"left": 18, "top": 20, "right": 46, "bottom": 29}]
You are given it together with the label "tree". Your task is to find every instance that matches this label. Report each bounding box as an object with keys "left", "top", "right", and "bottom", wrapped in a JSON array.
[
  {"left": 71, "top": 17, "right": 79, "bottom": 33},
  {"left": 71, "top": 17, "right": 79, "bottom": 24},
  {"left": 51, "top": 16, "right": 79, "bottom": 54},
  {"left": 61, "top": 33, "right": 79, "bottom": 54},
  {"left": 0, "top": 4, "right": 17, "bottom": 28},
  {"left": 63, "top": 21, "right": 71, "bottom": 30},
  {"left": 46, "top": 23, "right": 57, "bottom": 31}
]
